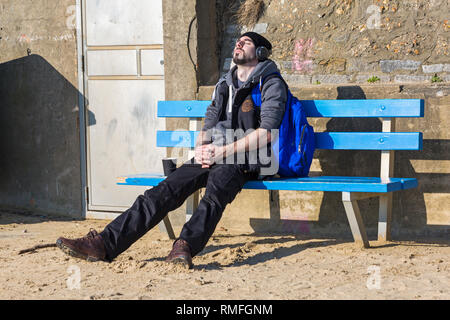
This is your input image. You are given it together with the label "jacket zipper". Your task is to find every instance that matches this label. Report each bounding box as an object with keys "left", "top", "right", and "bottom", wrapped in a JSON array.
[
  {"left": 298, "top": 124, "right": 306, "bottom": 153},
  {"left": 228, "top": 85, "right": 233, "bottom": 113}
]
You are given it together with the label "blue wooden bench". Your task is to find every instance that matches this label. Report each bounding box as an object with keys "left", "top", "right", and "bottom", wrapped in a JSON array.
[{"left": 117, "top": 98, "right": 424, "bottom": 248}]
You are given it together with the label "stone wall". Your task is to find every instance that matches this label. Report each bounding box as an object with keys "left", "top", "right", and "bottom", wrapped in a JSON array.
[
  {"left": 218, "top": 0, "right": 449, "bottom": 85},
  {"left": 189, "top": 0, "right": 450, "bottom": 238}
]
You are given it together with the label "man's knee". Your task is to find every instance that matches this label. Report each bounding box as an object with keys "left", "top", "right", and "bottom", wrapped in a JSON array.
[
  {"left": 206, "top": 165, "right": 246, "bottom": 200},
  {"left": 210, "top": 164, "right": 243, "bottom": 178}
]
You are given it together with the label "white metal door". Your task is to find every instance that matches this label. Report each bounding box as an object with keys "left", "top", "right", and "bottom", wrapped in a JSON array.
[{"left": 82, "top": 0, "right": 166, "bottom": 212}]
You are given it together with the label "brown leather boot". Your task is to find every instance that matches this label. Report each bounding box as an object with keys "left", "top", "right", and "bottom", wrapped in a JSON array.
[
  {"left": 165, "top": 239, "right": 193, "bottom": 269},
  {"left": 56, "top": 229, "right": 107, "bottom": 262}
]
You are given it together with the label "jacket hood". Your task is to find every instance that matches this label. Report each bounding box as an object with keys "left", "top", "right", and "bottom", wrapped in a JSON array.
[{"left": 224, "top": 59, "right": 280, "bottom": 88}]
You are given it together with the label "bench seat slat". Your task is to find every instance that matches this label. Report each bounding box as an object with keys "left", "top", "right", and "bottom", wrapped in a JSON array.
[
  {"left": 156, "top": 131, "right": 422, "bottom": 150},
  {"left": 117, "top": 174, "right": 417, "bottom": 193},
  {"left": 157, "top": 99, "right": 424, "bottom": 118}
]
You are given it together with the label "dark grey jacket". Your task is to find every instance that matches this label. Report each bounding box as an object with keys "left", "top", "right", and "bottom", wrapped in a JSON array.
[{"left": 202, "top": 59, "right": 287, "bottom": 146}]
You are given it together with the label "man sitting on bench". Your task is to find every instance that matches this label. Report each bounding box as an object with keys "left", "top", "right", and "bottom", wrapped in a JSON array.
[{"left": 56, "top": 32, "right": 288, "bottom": 269}]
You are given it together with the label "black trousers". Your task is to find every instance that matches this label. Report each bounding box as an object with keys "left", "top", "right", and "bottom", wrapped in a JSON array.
[{"left": 100, "top": 159, "right": 257, "bottom": 261}]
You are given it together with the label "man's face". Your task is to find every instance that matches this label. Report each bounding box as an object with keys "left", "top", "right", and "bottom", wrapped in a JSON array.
[{"left": 232, "top": 36, "right": 257, "bottom": 65}]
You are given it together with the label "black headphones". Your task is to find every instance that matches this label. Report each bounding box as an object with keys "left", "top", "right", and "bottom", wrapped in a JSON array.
[{"left": 256, "top": 46, "right": 271, "bottom": 61}]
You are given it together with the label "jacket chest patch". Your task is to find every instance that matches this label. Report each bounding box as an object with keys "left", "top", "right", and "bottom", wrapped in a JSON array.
[{"left": 241, "top": 98, "right": 255, "bottom": 112}]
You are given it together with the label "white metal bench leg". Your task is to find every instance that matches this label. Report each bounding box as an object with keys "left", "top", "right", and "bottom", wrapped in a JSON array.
[
  {"left": 342, "top": 192, "right": 370, "bottom": 248},
  {"left": 185, "top": 190, "right": 199, "bottom": 222},
  {"left": 379, "top": 117, "right": 395, "bottom": 242},
  {"left": 158, "top": 216, "right": 176, "bottom": 239},
  {"left": 185, "top": 117, "right": 202, "bottom": 223},
  {"left": 378, "top": 193, "right": 393, "bottom": 242}
]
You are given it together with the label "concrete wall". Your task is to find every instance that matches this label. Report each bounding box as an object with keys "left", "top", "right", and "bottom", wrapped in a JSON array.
[
  {"left": 0, "top": 0, "right": 82, "bottom": 217},
  {"left": 0, "top": 0, "right": 211, "bottom": 221},
  {"left": 161, "top": 0, "right": 200, "bottom": 226},
  {"left": 162, "top": 0, "right": 198, "bottom": 103}
]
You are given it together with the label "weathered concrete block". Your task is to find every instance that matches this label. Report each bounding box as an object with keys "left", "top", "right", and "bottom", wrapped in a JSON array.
[
  {"left": 281, "top": 73, "right": 312, "bottom": 85},
  {"left": 252, "top": 23, "right": 268, "bottom": 34},
  {"left": 280, "top": 61, "right": 292, "bottom": 70},
  {"left": 312, "top": 74, "right": 351, "bottom": 84},
  {"left": 380, "top": 60, "right": 421, "bottom": 73},
  {"left": 280, "top": 60, "right": 317, "bottom": 73},
  {"left": 394, "top": 75, "right": 432, "bottom": 83},
  {"left": 443, "top": 64, "right": 450, "bottom": 72},
  {"left": 435, "top": 90, "right": 446, "bottom": 97},
  {"left": 422, "top": 64, "right": 444, "bottom": 73},
  {"left": 347, "top": 58, "right": 378, "bottom": 73},
  {"left": 241, "top": 23, "right": 268, "bottom": 34},
  {"left": 317, "top": 58, "right": 346, "bottom": 73}
]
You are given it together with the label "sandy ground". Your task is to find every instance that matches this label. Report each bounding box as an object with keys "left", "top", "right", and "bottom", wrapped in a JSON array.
[{"left": 0, "top": 209, "right": 448, "bottom": 300}]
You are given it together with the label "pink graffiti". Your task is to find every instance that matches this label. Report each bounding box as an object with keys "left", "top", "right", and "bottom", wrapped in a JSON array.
[
  {"left": 281, "top": 219, "right": 310, "bottom": 234},
  {"left": 19, "top": 34, "right": 31, "bottom": 43},
  {"left": 281, "top": 209, "right": 311, "bottom": 234},
  {"left": 292, "top": 38, "right": 315, "bottom": 73}
]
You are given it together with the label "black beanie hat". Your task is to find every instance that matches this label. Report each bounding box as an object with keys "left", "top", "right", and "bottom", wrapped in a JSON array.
[{"left": 239, "top": 32, "right": 272, "bottom": 51}]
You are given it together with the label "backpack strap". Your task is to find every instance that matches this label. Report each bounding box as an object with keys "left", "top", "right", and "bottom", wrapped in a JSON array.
[
  {"left": 259, "top": 72, "right": 289, "bottom": 97},
  {"left": 252, "top": 72, "right": 290, "bottom": 107}
]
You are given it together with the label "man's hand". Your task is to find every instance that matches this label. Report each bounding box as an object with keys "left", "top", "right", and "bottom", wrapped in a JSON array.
[
  {"left": 195, "top": 144, "right": 214, "bottom": 168},
  {"left": 194, "top": 128, "right": 270, "bottom": 168},
  {"left": 194, "top": 144, "right": 226, "bottom": 168}
]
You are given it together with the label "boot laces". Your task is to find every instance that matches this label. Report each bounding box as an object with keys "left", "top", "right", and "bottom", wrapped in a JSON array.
[{"left": 85, "top": 228, "right": 99, "bottom": 239}]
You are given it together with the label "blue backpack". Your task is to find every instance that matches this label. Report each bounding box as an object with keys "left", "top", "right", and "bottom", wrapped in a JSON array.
[{"left": 251, "top": 73, "right": 315, "bottom": 177}]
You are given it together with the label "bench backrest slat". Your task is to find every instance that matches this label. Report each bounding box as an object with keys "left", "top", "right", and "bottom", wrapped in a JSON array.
[
  {"left": 156, "top": 131, "right": 423, "bottom": 150},
  {"left": 302, "top": 99, "right": 424, "bottom": 117},
  {"left": 157, "top": 99, "right": 425, "bottom": 118},
  {"left": 158, "top": 101, "right": 210, "bottom": 118}
]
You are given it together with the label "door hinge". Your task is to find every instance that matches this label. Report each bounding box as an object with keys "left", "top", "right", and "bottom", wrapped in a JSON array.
[{"left": 85, "top": 186, "right": 89, "bottom": 204}]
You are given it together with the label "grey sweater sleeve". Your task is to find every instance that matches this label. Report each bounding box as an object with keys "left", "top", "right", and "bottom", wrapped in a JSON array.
[
  {"left": 202, "top": 82, "right": 225, "bottom": 131},
  {"left": 202, "top": 101, "right": 218, "bottom": 131},
  {"left": 260, "top": 77, "right": 287, "bottom": 130}
]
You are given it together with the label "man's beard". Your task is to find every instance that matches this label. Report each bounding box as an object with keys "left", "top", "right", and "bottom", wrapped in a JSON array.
[{"left": 232, "top": 51, "right": 255, "bottom": 65}]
